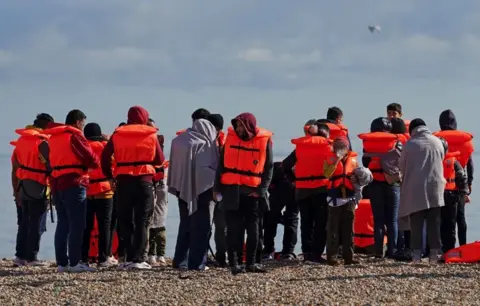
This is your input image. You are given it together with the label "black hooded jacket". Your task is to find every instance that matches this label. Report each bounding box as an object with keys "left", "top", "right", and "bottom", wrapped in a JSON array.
[{"left": 440, "top": 110, "right": 474, "bottom": 187}]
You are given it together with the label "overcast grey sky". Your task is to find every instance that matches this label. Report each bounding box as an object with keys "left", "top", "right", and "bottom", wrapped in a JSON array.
[{"left": 1, "top": 0, "right": 478, "bottom": 155}]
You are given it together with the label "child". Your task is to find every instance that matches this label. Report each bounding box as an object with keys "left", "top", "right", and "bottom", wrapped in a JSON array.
[{"left": 324, "top": 136, "right": 362, "bottom": 266}]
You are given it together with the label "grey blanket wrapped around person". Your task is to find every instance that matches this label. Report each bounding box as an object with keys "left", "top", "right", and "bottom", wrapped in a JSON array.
[{"left": 167, "top": 119, "right": 219, "bottom": 215}]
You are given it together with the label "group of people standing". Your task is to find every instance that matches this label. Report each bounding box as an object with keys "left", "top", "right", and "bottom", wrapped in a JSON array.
[{"left": 10, "top": 103, "right": 474, "bottom": 274}]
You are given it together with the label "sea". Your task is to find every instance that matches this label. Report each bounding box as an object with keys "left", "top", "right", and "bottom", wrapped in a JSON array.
[{"left": 1, "top": 155, "right": 479, "bottom": 259}]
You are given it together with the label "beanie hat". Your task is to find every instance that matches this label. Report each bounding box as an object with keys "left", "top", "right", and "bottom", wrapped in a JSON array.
[
  {"left": 84, "top": 122, "right": 104, "bottom": 141},
  {"left": 207, "top": 114, "right": 224, "bottom": 130},
  {"left": 409, "top": 118, "right": 426, "bottom": 135}
]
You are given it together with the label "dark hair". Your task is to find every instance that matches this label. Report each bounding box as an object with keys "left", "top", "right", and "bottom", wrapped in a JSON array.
[
  {"left": 387, "top": 103, "right": 402, "bottom": 114},
  {"left": 370, "top": 117, "right": 392, "bottom": 133},
  {"left": 191, "top": 108, "right": 210, "bottom": 121},
  {"left": 390, "top": 118, "right": 407, "bottom": 134},
  {"left": 409, "top": 118, "right": 426, "bottom": 135},
  {"left": 148, "top": 118, "right": 155, "bottom": 123},
  {"left": 317, "top": 123, "right": 330, "bottom": 138},
  {"left": 65, "top": 109, "right": 86, "bottom": 125},
  {"left": 326, "top": 107, "right": 343, "bottom": 121},
  {"left": 118, "top": 122, "right": 126, "bottom": 127},
  {"left": 33, "top": 113, "right": 54, "bottom": 129}
]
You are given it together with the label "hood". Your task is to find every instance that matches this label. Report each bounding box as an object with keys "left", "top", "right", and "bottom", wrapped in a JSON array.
[
  {"left": 370, "top": 117, "right": 392, "bottom": 133},
  {"left": 127, "top": 106, "right": 149, "bottom": 125},
  {"left": 231, "top": 112, "right": 257, "bottom": 140},
  {"left": 439, "top": 109, "right": 457, "bottom": 131},
  {"left": 411, "top": 125, "right": 431, "bottom": 137},
  {"left": 192, "top": 119, "right": 217, "bottom": 142}
]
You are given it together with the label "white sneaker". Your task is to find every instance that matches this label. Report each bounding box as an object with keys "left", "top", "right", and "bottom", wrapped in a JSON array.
[
  {"left": 108, "top": 256, "right": 118, "bottom": 265},
  {"left": 69, "top": 263, "right": 96, "bottom": 273},
  {"left": 157, "top": 256, "right": 167, "bottom": 265},
  {"left": 57, "top": 265, "right": 69, "bottom": 273},
  {"left": 127, "top": 262, "right": 152, "bottom": 270},
  {"left": 13, "top": 257, "right": 27, "bottom": 267},
  {"left": 147, "top": 256, "right": 157, "bottom": 265},
  {"left": 27, "top": 260, "right": 50, "bottom": 267}
]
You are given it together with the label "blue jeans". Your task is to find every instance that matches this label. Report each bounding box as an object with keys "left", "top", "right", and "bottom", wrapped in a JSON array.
[
  {"left": 369, "top": 181, "right": 400, "bottom": 257},
  {"left": 173, "top": 190, "right": 214, "bottom": 270},
  {"left": 54, "top": 186, "right": 87, "bottom": 267}
]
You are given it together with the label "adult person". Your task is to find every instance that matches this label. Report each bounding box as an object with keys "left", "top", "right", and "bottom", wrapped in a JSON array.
[
  {"left": 387, "top": 103, "right": 410, "bottom": 132},
  {"left": 358, "top": 117, "right": 401, "bottom": 258},
  {"left": 11, "top": 113, "right": 54, "bottom": 266},
  {"left": 282, "top": 122, "right": 331, "bottom": 263},
  {"left": 168, "top": 119, "right": 218, "bottom": 271},
  {"left": 214, "top": 112, "right": 274, "bottom": 274},
  {"left": 81, "top": 123, "right": 117, "bottom": 267},
  {"left": 436, "top": 137, "right": 469, "bottom": 253},
  {"left": 317, "top": 107, "right": 351, "bottom": 148},
  {"left": 399, "top": 119, "right": 445, "bottom": 263},
  {"left": 101, "top": 106, "right": 165, "bottom": 270},
  {"left": 146, "top": 118, "right": 168, "bottom": 266},
  {"left": 433, "top": 109, "right": 474, "bottom": 246},
  {"left": 46, "top": 110, "right": 99, "bottom": 272},
  {"left": 206, "top": 114, "right": 228, "bottom": 266},
  {"left": 176, "top": 108, "right": 211, "bottom": 135}
]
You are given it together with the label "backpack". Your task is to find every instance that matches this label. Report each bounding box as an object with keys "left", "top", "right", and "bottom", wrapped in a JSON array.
[{"left": 364, "top": 147, "right": 402, "bottom": 184}]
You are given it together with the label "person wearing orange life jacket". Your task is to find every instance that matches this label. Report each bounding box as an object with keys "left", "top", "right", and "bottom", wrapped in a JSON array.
[
  {"left": 387, "top": 102, "right": 410, "bottom": 133},
  {"left": 359, "top": 117, "right": 402, "bottom": 259},
  {"left": 436, "top": 137, "right": 469, "bottom": 254},
  {"left": 323, "top": 136, "right": 360, "bottom": 266},
  {"left": 281, "top": 121, "right": 331, "bottom": 263},
  {"left": 145, "top": 118, "right": 168, "bottom": 267},
  {"left": 214, "top": 112, "right": 274, "bottom": 275},
  {"left": 11, "top": 113, "right": 54, "bottom": 267},
  {"left": 101, "top": 106, "right": 165, "bottom": 270},
  {"left": 175, "top": 108, "right": 211, "bottom": 135},
  {"left": 316, "top": 106, "right": 352, "bottom": 149},
  {"left": 80, "top": 123, "right": 117, "bottom": 267},
  {"left": 44, "top": 110, "right": 100, "bottom": 273},
  {"left": 434, "top": 109, "right": 474, "bottom": 247}
]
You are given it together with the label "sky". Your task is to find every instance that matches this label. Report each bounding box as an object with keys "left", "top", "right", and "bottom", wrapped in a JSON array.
[{"left": 1, "top": 0, "right": 479, "bottom": 156}]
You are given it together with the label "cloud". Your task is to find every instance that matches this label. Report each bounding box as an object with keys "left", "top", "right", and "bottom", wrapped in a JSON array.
[{"left": 0, "top": 0, "right": 480, "bottom": 88}]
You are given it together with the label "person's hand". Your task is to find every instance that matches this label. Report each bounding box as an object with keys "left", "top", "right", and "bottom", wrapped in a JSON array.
[
  {"left": 249, "top": 192, "right": 260, "bottom": 198},
  {"left": 464, "top": 195, "right": 471, "bottom": 204}
]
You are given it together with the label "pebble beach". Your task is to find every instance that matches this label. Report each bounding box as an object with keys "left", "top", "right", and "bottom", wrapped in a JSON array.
[{"left": 0, "top": 257, "right": 479, "bottom": 305}]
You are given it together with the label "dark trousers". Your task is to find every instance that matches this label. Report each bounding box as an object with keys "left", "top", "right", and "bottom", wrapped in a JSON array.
[
  {"left": 81, "top": 198, "right": 114, "bottom": 263},
  {"left": 213, "top": 205, "right": 227, "bottom": 263},
  {"left": 397, "top": 231, "right": 411, "bottom": 250},
  {"left": 148, "top": 227, "right": 166, "bottom": 257},
  {"left": 15, "top": 202, "right": 22, "bottom": 258},
  {"left": 369, "top": 182, "right": 400, "bottom": 257},
  {"left": 16, "top": 198, "right": 48, "bottom": 261},
  {"left": 298, "top": 193, "right": 328, "bottom": 258},
  {"left": 456, "top": 197, "right": 467, "bottom": 246},
  {"left": 326, "top": 202, "right": 355, "bottom": 262},
  {"left": 263, "top": 195, "right": 299, "bottom": 255},
  {"left": 441, "top": 192, "right": 459, "bottom": 253},
  {"left": 116, "top": 180, "right": 154, "bottom": 263},
  {"left": 410, "top": 208, "right": 441, "bottom": 251},
  {"left": 225, "top": 195, "right": 261, "bottom": 267},
  {"left": 173, "top": 190, "right": 213, "bottom": 270},
  {"left": 54, "top": 186, "right": 87, "bottom": 267}
]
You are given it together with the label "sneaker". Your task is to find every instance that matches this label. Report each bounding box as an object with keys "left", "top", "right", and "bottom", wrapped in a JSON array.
[
  {"left": 127, "top": 262, "right": 152, "bottom": 270},
  {"left": 147, "top": 256, "right": 157, "bottom": 265},
  {"left": 13, "top": 257, "right": 27, "bottom": 267},
  {"left": 98, "top": 260, "right": 115, "bottom": 268},
  {"left": 57, "top": 265, "right": 69, "bottom": 273},
  {"left": 231, "top": 265, "right": 246, "bottom": 275},
  {"left": 69, "top": 263, "right": 96, "bottom": 273},
  {"left": 118, "top": 262, "right": 133, "bottom": 270},
  {"left": 157, "top": 256, "right": 167, "bottom": 266},
  {"left": 27, "top": 260, "right": 50, "bottom": 267},
  {"left": 246, "top": 264, "right": 267, "bottom": 273},
  {"left": 108, "top": 256, "right": 118, "bottom": 265},
  {"left": 262, "top": 252, "right": 274, "bottom": 261},
  {"left": 279, "top": 254, "right": 296, "bottom": 261}
]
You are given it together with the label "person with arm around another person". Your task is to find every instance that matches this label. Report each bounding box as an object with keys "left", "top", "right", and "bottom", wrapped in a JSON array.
[
  {"left": 399, "top": 119, "right": 445, "bottom": 263},
  {"left": 214, "top": 112, "right": 274, "bottom": 275},
  {"left": 45, "top": 110, "right": 100, "bottom": 272}
]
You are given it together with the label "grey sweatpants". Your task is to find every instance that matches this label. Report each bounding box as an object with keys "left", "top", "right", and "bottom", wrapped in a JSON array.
[{"left": 409, "top": 208, "right": 441, "bottom": 251}]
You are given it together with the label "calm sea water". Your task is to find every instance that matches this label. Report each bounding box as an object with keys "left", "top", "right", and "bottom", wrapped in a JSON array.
[{"left": 1, "top": 156, "right": 479, "bottom": 259}]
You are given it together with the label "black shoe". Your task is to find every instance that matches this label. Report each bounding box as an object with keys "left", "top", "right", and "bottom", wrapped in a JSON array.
[
  {"left": 231, "top": 265, "right": 246, "bottom": 275},
  {"left": 246, "top": 264, "right": 267, "bottom": 273}
]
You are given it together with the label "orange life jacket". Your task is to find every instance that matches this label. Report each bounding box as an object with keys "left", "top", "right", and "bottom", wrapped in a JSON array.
[
  {"left": 87, "top": 140, "right": 112, "bottom": 196},
  {"left": 325, "top": 122, "right": 349, "bottom": 141},
  {"left": 433, "top": 130, "right": 474, "bottom": 168},
  {"left": 111, "top": 124, "right": 159, "bottom": 177},
  {"left": 220, "top": 126, "right": 273, "bottom": 188},
  {"left": 154, "top": 160, "right": 169, "bottom": 182},
  {"left": 13, "top": 128, "right": 49, "bottom": 185},
  {"left": 291, "top": 136, "right": 332, "bottom": 189},
  {"left": 354, "top": 199, "right": 388, "bottom": 249},
  {"left": 328, "top": 151, "right": 358, "bottom": 197},
  {"left": 443, "top": 151, "right": 460, "bottom": 191},
  {"left": 397, "top": 133, "right": 410, "bottom": 144},
  {"left": 358, "top": 132, "right": 399, "bottom": 182},
  {"left": 45, "top": 125, "right": 89, "bottom": 178},
  {"left": 403, "top": 119, "right": 410, "bottom": 132},
  {"left": 444, "top": 241, "right": 480, "bottom": 264}
]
